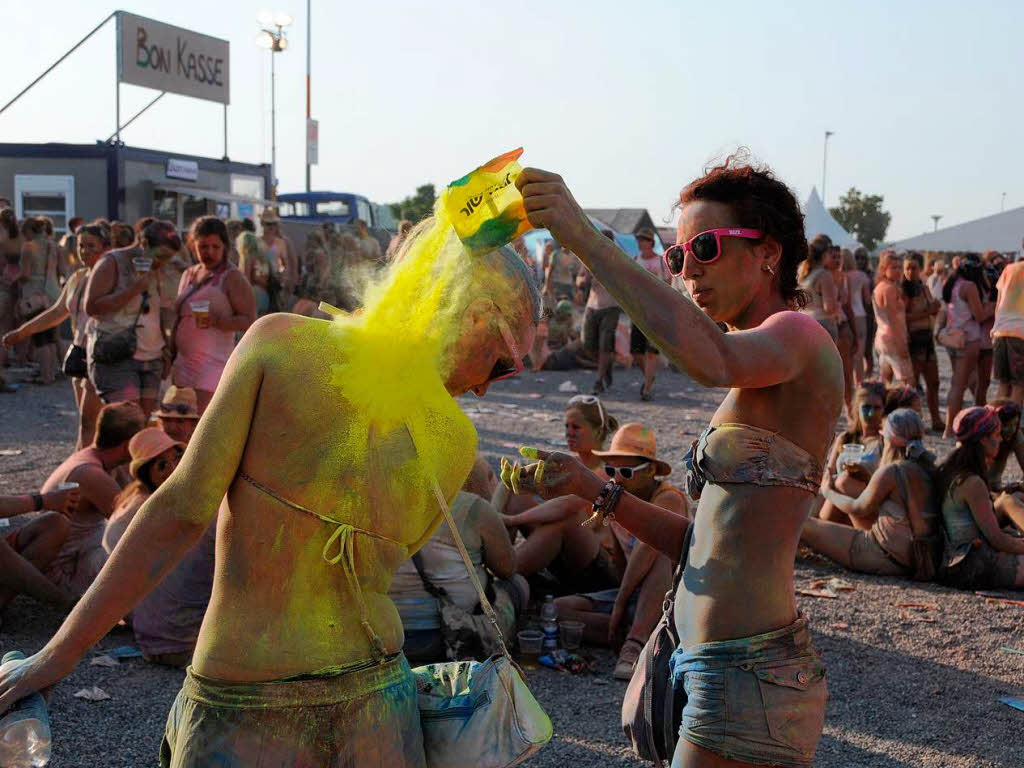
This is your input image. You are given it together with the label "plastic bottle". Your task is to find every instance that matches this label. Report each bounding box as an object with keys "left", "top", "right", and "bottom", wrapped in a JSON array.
[
  {"left": 540, "top": 595, "right": 559, "bottom": 652},
  {"left": 0, "top": 651, "right": 51, "bottom": 768}
]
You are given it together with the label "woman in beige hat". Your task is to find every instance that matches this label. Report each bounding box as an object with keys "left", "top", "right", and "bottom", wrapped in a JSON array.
[
  {"left": 555, "top": 423, "right": 688, "bottom": 680},
  {"left": 102, "top": 428, "right": 184, "bottom": 554}
]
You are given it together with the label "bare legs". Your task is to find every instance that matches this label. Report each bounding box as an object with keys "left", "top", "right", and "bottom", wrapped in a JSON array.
[
  {"left": 853, "top": 318, "right": 868, "bottom": 385},
  {"left": 512, "top": 501, "right": 602, "bottom": 576},
  {"left": 672, "top": 738, "right": 767, "bottom": 767},
  {"left": 945, "top": 342, "right": 981, "bottom": 438},
  {"left": 976, "top": 349, "right": 993, "bottom": 407},
  {"left": 800, "top": 517, "right": 858, "bottom": 569},
  {"left": 0, "top": 513, "right": 73, "bottom": 610},
  {"left": 911, "top": 354, "right": 943, "bottom": 431},
  {"left": 74, "top": 377, "right": 102, "bottom": 450},
  {"left": 818, "top": 473, "right": 871, "bottom": 530},
  {"left": 837, "top": 324, "right": 855, "bottom": 421}
]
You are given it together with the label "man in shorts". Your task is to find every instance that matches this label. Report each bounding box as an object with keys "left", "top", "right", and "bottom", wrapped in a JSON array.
[
  {"left": 992, "top": 257, "right": 1024, "bottom": 405},
  {"left": 583, "top": 229, "right": 622, "bottom": 394}
]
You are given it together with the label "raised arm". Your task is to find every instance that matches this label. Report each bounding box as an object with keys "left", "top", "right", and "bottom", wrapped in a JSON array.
[
  {"left": 83, "top": 255, "right": 149, "bottom": 317},
  {"left": 0, "top": 320, "right": 269, "bottom": 712},
  {"left": 517, "top": 168, "right": 823, "bottom": 389}
]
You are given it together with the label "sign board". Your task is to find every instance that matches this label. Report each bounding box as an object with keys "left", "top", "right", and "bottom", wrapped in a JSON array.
[
  {"left": 166, "top": 158, "right": 199, "bottom": 181},
  {"left": 307, "top": 119, "right": 319, "bottom": 166},
  {"left": 117, "top": 12, "right": 230, "bottom": 105}
]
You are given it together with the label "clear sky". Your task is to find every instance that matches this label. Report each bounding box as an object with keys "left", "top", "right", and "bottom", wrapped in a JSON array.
[{"left": 2, "top": 1, "right": 1021, "bottom": 240}]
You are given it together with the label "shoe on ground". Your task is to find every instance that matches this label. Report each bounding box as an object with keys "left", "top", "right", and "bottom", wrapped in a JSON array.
[
  {"left": 614, "top": 637, "right": 644, "bottom": 681},
  {"left": 591, "top": 379, "right": 606, "bottom": 395}
]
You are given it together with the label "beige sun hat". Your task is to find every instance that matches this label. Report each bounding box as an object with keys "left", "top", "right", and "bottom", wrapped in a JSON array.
[{"left": 592, "top": 422, "right": 671, "bottom": 477}]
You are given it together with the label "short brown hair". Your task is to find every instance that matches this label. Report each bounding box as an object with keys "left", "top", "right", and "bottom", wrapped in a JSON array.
[{"left": 93, "top": 402, "right": 146, "bottom": 450}]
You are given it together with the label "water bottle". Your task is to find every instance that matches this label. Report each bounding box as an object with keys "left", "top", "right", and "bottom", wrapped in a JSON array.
[
  {"left": 0, "top": 651, "right": 51, "bottom": 768},
  {"left": 540, "top": 595, "right": 559, "bottom": 652}
]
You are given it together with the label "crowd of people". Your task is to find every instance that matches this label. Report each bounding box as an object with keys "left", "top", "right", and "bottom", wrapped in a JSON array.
[{"left": 0, "top": 168, "right": 1022, "bottom": 768}]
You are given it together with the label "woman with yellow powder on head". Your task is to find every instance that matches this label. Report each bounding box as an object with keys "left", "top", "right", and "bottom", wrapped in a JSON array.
[{"left": 0, "top": 213, "right": 542, "bottom": 767}]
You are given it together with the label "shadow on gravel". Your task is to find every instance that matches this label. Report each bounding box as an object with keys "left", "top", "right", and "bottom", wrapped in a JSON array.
[{"left": 815, "top": 632, "right": 1020, "bottom": 767}]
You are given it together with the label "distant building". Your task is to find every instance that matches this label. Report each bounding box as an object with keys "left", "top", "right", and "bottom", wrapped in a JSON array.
[
  {"left": 657, "top": 227, "right": 676, "bottom": 247},
  {"left": 889, "top": 207, "right": 1024, "bottom": 255},
  {"left": 584, "top": 208, "right": 659, "bottom": 238}
]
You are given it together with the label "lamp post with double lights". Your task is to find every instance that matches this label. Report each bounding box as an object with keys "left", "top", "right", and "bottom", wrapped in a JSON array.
[{"left": 256, "top": 10, "right": 292, "bottom": 197}]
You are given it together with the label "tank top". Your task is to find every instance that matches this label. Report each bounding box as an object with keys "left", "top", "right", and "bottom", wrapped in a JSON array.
[
  {"left": 22, "top": 237, "right": 60, "bottom": 302},
  {"left": 172, "top": 261, "right": 237, "bottom": 392},
  {"left": 638, "top": 253, "right": 670, "bottom": 284},
  {"left": 63, "top": 267, "right": 91, "bottom": 346},
  {"left": 847, "top": 270, "right": 869, "bottom": 317},
  {"left": 85, "top": 249, "right": 160, "bottom": 359},
  {"left": 947, "top": 279, "right": 982, "bottom": 343}
]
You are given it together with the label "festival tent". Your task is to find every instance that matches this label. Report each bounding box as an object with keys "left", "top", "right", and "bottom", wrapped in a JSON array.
[
  {"left": 803, "top": 187, "right": 861, "bottom": 249},
  {"left": 889, "top": 207, "right": 1024, "bottom": 255}
]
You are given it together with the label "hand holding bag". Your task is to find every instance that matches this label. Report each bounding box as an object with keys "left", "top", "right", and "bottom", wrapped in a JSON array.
[{"left": 411, "top": 479, "right": 552, "bottom": 768}]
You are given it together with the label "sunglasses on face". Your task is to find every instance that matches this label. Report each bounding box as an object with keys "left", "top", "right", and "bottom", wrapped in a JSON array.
[
  {"left": 604, "top": 462, "right": 650, "bottom": 480},
  {"left": 152, "top": 448, "right": 183, "bottom": 473},
  {"left": 663, "top": 227, "right": 764, "bottom": 275},
  {"left": 159, "top": 402, "right": 192, "bottom": 415},
  {"left": 486, "top": 315, "right": 525, "bottom": 384}
]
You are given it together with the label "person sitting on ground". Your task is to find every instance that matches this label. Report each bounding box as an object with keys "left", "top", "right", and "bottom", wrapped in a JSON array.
[
  {"left": 985, "top": 400, "right": 1024, "bottom": 492},
  {"left": 804, "top": 408, "right": 939, "bottom": 578},
  {"left": 884, "top": 384, "right": 923, "bottom": 417},
  {"left": 171, "top": 216, "right": 256, "bottom": 416},
  {"left": 389, "top": 456, "right": 528, "bottom": 664},
  {"left": 819, "top": 381, "right": 886, "bottom": 527},
  {"left": 153, "top": 385, "right": 201, "bottom": 446},
  {"left": 102, "top": 427, "right": 212, "bottom": 668},
  {"left": 554, "top": 423, "right": 688, "bottom": 680},
  {"left": 0, "top": 487, "right": 80, "bottom": 611},
  {"left": 496, "top": 395, "right": 620, "bottom": 590},
  {"left": 84, "top": 219, "right": 181, "bottom": 416},
  {"left": 531, "top": 300, "right": 585, "bottom": 371},
  {"left": 25, "top": 401, "right": 146, "bottom": 597},
  {"left": 936, "top": 406, "right": 1024, "bottom": 589},
  {"left": 0, "top": 225, "right": 541, "bottom": 766}
]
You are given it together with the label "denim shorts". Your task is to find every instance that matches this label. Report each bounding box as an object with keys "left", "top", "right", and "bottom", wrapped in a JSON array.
[
  {"left": 89, "top": 356, "right": 163, "bottom": 403},
  {"left": 669, "top": 616, "right": 826, "bottom": 768}
]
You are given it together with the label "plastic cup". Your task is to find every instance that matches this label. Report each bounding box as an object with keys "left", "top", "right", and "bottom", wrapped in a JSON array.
[
  {"left": 132, "top": 256, "right": 153, "bottom": 273},
  {"left": 517, "top": 629, "right": 544, "bottom": 669},
  {"left": 190, "top": 300, "right": 211, "bottom": 329},
  {"left": 559, "top": 620, "right": 585, "bottom": 651},
  {"left": 838, "top": 443, "right": 865, "bottom": 472}
]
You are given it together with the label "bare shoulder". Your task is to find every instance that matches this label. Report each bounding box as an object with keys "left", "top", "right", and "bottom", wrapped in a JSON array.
[{"left": 761, "top": 309, "right": 833, "bottom": 347}]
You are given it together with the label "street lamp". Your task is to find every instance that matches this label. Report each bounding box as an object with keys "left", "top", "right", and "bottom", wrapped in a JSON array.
[
  {"left": 1002, "top": 192, "right": 1007, "bottom": 212},
  {"left": 256, "top": 10, "right": 292, "bottom": 197},
  {"left": 822, "top": 131, "right": 834, "bottom": 205},
  {"left": 931, "top": 215, "right": 942, "bottom": 232}
]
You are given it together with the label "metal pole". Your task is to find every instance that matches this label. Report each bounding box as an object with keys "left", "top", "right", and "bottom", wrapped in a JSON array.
[
  {"left": 115, "top": 83, "right": 120, "bottom": 144},
  {"left": 271, "top": 48, "right": 277, "bottom": 198},
  {"left": 105, "top": 91, "right": 166, "bottom": 142},
  {"left": 0, "top": 11, "right": 116, "bottom": 118},
  {"left": 305, "top": 0, "right": 312, "bottom": 193},
  {"left": 1001, "top": 192, "right": 1006, "bottom": 212},
  {"left": 822, "top": 131, "right": 834, "bottom": 204},
  {"left": 223, "top": 103, "right": 228, "bottom": 160}
]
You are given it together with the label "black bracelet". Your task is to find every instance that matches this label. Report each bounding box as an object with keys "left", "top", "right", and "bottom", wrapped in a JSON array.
[
  {"left": 590, "top": 480, "right": 625, "bottom": 526},
  {"left": 32, "top": 492, "right": 43, "bottom": 512}
]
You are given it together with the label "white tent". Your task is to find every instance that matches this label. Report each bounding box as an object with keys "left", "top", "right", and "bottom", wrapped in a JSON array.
[
  {"left": 889, "top": 207, "right": 1024, "bottom": 254},
  {"left": 803, "top": 187, "right": 861, "bottom": 249}
]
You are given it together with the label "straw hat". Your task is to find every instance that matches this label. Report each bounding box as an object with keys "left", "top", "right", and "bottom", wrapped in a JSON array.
[
  {"left": 259, "top": 207, "right": 281, "bottom": 224},
  {"left": 154, "top": 386, "right": 199, "bottom": 420},
  {"left": 592, "top": 422, "right": 671, "bottom": 476},
  {"left": 129, "top": 428, "right": 184, "bottom": 479}
]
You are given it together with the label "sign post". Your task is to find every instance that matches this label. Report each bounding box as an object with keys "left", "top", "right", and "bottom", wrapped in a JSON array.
[{"left": 307, "top": 119, "right": 319, "bottom": 167}]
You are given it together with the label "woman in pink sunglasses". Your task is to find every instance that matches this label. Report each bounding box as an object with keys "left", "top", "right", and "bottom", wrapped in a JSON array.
[{"left": 516, "top": 155, "right": 843, "bottom": 768}]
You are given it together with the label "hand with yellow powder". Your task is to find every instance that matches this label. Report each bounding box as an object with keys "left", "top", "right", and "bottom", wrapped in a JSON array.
[{"left": 501, "top": 447, "right": 604, "bottom": 502}]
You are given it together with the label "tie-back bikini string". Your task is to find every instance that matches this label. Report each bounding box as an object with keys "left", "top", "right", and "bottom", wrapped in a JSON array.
[{"left": 237, "top": 471, "right": 403, "bottom": 662}]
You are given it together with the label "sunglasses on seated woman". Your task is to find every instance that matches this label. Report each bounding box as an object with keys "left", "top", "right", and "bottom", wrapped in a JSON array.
[
  {"left": 663, "top": 228, "right": 764, "bottom": 275},
  {"left": 604, "top": 462, "right": 650, "bottom": 480}
]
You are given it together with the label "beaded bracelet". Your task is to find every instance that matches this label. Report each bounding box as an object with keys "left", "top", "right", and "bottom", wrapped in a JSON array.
[{"left": 583, "top": 480, "right": 625, "bottom": 527}]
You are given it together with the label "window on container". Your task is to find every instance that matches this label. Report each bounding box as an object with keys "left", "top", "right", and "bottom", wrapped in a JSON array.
[{"left": 14, "top": 175, "right": 74, "bottom": 233}]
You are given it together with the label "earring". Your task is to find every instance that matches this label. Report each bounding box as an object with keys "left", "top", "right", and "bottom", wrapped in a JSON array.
[{"left": 763, "top": 263, "right": 775, "bottom": 276}]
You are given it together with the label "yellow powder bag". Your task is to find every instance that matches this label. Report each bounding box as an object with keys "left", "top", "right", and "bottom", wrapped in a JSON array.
[{"left": 444, "top": 147, "right": 533, "bottom": 255}]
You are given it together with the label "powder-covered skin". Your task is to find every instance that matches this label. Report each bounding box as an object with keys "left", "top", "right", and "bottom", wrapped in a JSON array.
[{"left": 175, "top": 200, "right": 513, "bottom": 681}]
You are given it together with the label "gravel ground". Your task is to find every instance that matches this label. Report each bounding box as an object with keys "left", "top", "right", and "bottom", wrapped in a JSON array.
[{"left": 1, "top": 361, "right": 1022, "bottom": 768}]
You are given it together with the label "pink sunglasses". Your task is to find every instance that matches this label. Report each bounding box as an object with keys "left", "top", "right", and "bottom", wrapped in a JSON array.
[{"left": 663, "top": 227, "right": 764, "bottom": 275}]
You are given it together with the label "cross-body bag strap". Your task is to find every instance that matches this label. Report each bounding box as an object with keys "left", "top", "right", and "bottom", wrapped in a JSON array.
[{"left": 429, "top": 478, "right": 512, "bottom": 662}]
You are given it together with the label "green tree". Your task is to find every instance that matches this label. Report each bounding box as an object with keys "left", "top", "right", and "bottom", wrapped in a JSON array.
[
  {"left": 829, "top": 188, "right": 892, "bottom": 251},
  {"left": 389, "top": 184, "right": 436, "bottom": 224}
]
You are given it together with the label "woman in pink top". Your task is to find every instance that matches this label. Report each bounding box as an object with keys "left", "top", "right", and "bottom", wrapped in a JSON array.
[
  {"left": 172, "top": 217, "right": 255, "bottom": 415},
  {"left": 941, "top": 254, "right": 993, "bottom": 438},
  {"left": 872, "top": 251, "right": 913, "bottom": 387}
]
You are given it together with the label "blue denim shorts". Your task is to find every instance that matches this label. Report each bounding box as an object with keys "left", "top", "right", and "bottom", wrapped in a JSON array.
[{"left": 669, "top": 616, "right": 826, "bottom": 768}]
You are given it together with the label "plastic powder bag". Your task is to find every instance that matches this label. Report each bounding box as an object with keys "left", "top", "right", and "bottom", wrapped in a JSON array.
[{"left": 444, "top": 147, "right": 533, "bottom": 255}]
